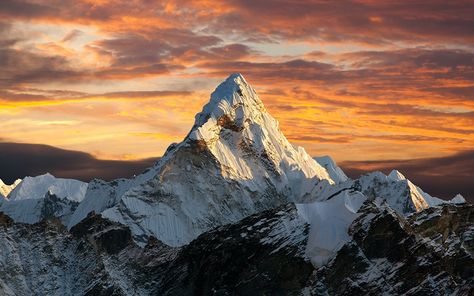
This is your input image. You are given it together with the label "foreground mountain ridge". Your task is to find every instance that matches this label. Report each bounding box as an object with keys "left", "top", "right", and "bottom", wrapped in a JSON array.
[
  {"left": 0, "top": 73, "right": 471, "bottom": 295},
  {"left": 0, "top": 201, "right": 471, "bottom": 295}
]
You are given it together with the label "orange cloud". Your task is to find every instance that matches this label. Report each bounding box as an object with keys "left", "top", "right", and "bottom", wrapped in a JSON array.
[{"left": 0, "top": 0, "right": 472, "bottom": 168}]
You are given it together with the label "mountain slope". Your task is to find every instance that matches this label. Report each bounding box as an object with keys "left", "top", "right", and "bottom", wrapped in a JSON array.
[
  {"left": 311, "top": 201, "right": 473, "bottom": 295},
  {"left": 313, "top": 169, "right": 464, "bottom": 216},
  {"left": 0, "top": 179, "right": 21, "bottom": 198},
  {"left": 314, "top": 156, "right": 348, "bottom": 184},
  {"left": 8, "top": 173, "right": 87, "bottom": 202},
  {"left": 72, "top": 73, "right": 334, "bottom": 246},
  {"left": 0, "top": 200, "right": 471, "bottom": 296}
]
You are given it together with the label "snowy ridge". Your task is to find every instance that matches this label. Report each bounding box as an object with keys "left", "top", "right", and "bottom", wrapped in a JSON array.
[
  {"left": 296, "top": 167, "right": 467, "bottom": 266},
  {"left": 0, "top": 174, "right": 87, "bottom": 225},
  {"left": 0, "top": 73, "right": 471, "bottom": 296},
  {"left": 314, "top": 156, "right": 348, "bottom": 184},
  {"left": 8, "top": 173, "right": 87, "bottom": 202},
  {"left": 450, "top": 194, "right": 466, "bottom": 204}
]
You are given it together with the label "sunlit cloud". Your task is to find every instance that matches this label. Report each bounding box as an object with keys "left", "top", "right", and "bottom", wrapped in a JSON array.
[{"left": 0, "top": 0, "right": 472, "bottom": 178}]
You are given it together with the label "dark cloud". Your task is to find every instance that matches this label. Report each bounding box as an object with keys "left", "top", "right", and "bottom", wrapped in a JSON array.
[
  {"left": 0, "top": 142, "right": 158, "bottom": 184},
  {"left": 213, "top": 0, "right": 474, "bottom": 44},
  {"left": 0, "top": 0, "right": 56, "bottom": 18},
  {"left": 340, "top": 150, "right": 474, "bottom": 202},
  {"left": 2, "top": 0, "right": 474, "bottom": 46},
  {"left": 1, "top": 141, "right": 470, "bottom": 204},
  {"left": 0, "top": 47, "right": 79, "bottom": 87}
]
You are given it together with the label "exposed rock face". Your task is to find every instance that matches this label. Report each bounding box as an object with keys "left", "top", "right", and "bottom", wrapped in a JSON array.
[
  {"left": 0, "top": 192, "right": 79, "bottom": 225},
  {"left": 160, "top": 203, "right": 313, "bottom": 295},
  {"left": 0, "top": 202, "right": 472, "bottom": 295},
  {"left": 0, "top": 204, "right": 311, "bottom": 295},
  {"left": 311, "top": 202, "right": 474, "bottom": 295}
]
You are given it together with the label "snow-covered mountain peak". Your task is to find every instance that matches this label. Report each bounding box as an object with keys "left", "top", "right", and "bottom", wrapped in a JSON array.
[
  {"left": 8, "top": 173, "right": 87, "bottom": 202},
  {"left": 188, "top": 73, "right": 270, "bottom": 144},
  {"left": 192, "top": 73, "right": 263, "bottom": 128},
  {"left": 388, "top": 169, "right": 406, "bottom": 181},
  {"left": 450, "top": 194, "right": 466, "bottom": 204},
  {"left": 184, "top": 73, "right": 332, "bottom": 187}
]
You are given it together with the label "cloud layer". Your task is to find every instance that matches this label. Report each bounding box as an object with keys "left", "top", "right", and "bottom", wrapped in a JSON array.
[
  {"left": 0, "top": 142, "right": 471, "bottom": 203},
  {"left": 0, "top": 142, "right": 159, "bottom": 183},
  {"left": 0, "top": 0, "right": 473, "bottom": 191}
]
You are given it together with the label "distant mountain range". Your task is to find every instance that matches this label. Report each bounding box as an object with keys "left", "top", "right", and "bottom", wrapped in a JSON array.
[{"left": 0, "top": 74, "right": 471, "bottom": 295}]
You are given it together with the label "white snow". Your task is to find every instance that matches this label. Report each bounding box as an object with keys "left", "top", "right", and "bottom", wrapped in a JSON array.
[
  {"left": 188, "top": 73, "right": 333, "bottom": 194},
  {"left": 388, "top": 170, "right": 406, "bottom": 181},
  {"left": 0, "top": 174, "right": 87, "bottom": 225},
  {"left": 296, "top": 190, "right": 367, "bottom": 266},
  {"left": 8, "top": 173, "right": 87, "bottom": 202},
  {"left": 450, "top": 194, "right": 466, "bottom": 204},
  {"left": 314, "top": 156, "right": 349, "bottom": 184}
]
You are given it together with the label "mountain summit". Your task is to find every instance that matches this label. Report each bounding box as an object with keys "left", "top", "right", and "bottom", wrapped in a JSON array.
[
  {"left": 187, "top": 73, "right": 332, "bottom": 196},
  {"left": 71, "top": 73, "right": 334, "bottom": 246},
  {"left": 0, "top": 74, "right": 471, "bottom": 296}
]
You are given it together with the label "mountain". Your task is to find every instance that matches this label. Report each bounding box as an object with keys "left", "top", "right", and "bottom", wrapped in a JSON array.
[
  {"left": 311, "top": 201, "right": 473, "bottom": 295},
  {"left": 313, "top": 169, "right": 464, "bottom": 216},
  {"left": 0, "top": 173, "right": 87, "bottom": 225},
  {"left": 0, "top": 179, "right": 21, "bottom": 198},
  {"left": 0, "top": 73, "right": 471, "bottom": 295},
  {"left": 8, "top": 173, "right": 87, "bottom": 202},
  {"left": 70, "top": 73, "right": 334, "bottom": 246},
  {"left": 0, "top": 200, "right": 471, "bottom": 295}
]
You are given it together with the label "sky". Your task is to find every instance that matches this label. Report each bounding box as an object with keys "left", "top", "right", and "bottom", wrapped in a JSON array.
[{"left": 0, "top": 0, "right": 473, "bottom": 200}]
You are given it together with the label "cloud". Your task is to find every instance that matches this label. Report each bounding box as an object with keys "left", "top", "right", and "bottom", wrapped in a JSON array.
[
  {"left": 0, "top": 0, "right": 56, "bottom": 18},
  {"left": 0, "top": 0, "right": 472, "bottom": 182},
  {"left": 340, "top": 150, "right": 474, "bottom": 202},
  {"left": 61, "top": 29, "right": 83, "bottom": 42},
  {"left": 0, "top": 142, "right": 158, "bottom": 184}
]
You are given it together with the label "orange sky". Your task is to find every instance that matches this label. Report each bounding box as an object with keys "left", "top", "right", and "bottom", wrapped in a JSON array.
[{"left": 1, "top": 0, "right": 473, "bottom": 166}]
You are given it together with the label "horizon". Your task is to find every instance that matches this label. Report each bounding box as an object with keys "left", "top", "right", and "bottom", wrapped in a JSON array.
[{"left": 1, "top": 1, "right": 473, "bottom": 201}]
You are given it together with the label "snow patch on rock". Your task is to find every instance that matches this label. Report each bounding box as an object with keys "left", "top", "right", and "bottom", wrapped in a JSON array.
[{"left": 297, "top": 190, "right": 367, "bottom": 266}]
